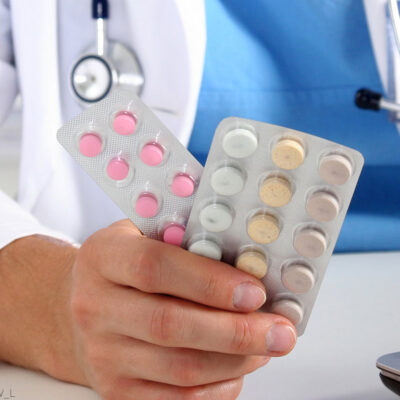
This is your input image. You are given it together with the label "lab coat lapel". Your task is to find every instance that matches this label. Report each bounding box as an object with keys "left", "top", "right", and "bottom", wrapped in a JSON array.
[
  {"left": 123, "top": 0, "right": 206, "bottom": 147},
  {"left": 11, "top": 0, "right": 62, "bottom": 210}
]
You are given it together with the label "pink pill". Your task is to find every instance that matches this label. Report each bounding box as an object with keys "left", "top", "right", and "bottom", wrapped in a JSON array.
[
  {"left": 107, "top": 157, "right": 130, "bottom": 181},
  {"left": 171, "top": 174, "right": 195, "bottom": 197},
  {"left": 135, "top": 193, "right": 159, "bottom": 218},
  {"left": 163, "top": 224, "right": 185, "bottom": 246},
  {"left": 140, "top": 142, "right": 164, "bottom": 166},
  {"left": 113, "top": 111, "right": 137, "bottom": 135},
  {"left": 79, "top": 133, "right": 102, "bottom": 157}
]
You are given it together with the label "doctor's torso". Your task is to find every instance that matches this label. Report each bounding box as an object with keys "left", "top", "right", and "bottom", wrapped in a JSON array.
[
  {"left": 10, "top": 0, "right": 204, "bottom": 243},
  {"left": 8, "top": 0, "right": 400, "bottom": 251}
]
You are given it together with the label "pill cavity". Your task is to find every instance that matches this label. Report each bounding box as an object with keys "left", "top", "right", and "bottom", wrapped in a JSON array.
[
  {"left": 247, "top": 214, "right": 280, "bottom": 244},
  {"left": 222, "top": 128, "right": 258, "bottom": 158},
  {"left": 188, "top": 239, "right": 222, "bottom": 260},
  {"left": 270, "top": 299, "right": 303, "bottom": 325},
  {"left": 113, "top": 111, "right": 137, "bottom": 135},
  {"left": 236, "top": 251, "right": 268, "bottom": 279},
  {"left": 282, "top": 263, "right": 315, "bottom": 294},
  {"left": 199, "top": 203, "right": 233, "bottom": 233},
  {"left": 171, "top": 174, "right": 195, "bottom": 197},
  {"left": 293, "top": 229, "right": 326, "bottom": 258},
  {"left": 306, "top": 191, "right": 339, "bottom": 222},
  {"left": 211, "top": 166, "right": 244, "bottom": 196},
  {"left": 107, "top": 157, "right": 130, "bottom": 181},
  {"left": 259, "top": 176, "right": 292, "bottom": 207},
  {"left": 135, "top": 193, "right": 159, "bottom": 218},
  {"left": 163, "top": 224, "right": 185, "bottom": 246},
  {"left": 319, "top": 154, "right": 352, "bottom": 185},
  {"left": 272, "top": 138, "right": 305, "bottom": 170},
  {"left": 79, "top": 133, "right": 103, "bottom": 157},
  {"left": 140, "top": 142, "right": 164, "bottom": 166}
]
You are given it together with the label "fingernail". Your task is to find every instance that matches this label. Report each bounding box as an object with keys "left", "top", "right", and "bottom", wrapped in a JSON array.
[
  {"left": 266, "top": 324, "right": 296, "bottom": 354},
  {"left": 233, "top": 282, "right": 266, "bottom": 311}
]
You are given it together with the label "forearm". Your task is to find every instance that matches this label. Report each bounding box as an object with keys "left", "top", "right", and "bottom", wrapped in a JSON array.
[{"left": 0, "top": 235, "right": 80, "bottom": 382}]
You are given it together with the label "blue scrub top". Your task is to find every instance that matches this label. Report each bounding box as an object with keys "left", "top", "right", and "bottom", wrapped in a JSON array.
[{"left": 188, "top": 0, "right": 400, "bottom": 252}]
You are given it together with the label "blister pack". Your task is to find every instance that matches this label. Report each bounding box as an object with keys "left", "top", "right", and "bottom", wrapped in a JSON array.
[
  {"left": 183, "top": 117, "right": 364, "bottom": 335},
  {"left": 57, "top": 89, "right": 203, "bottom": 243}
]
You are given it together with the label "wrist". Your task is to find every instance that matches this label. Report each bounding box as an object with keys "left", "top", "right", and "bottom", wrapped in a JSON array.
[
  {"left": 0, "top": 235, "right": 85, "bottom": 384},
  {"left": 36, "top": 236, "right": 88, "bottom": 385}
]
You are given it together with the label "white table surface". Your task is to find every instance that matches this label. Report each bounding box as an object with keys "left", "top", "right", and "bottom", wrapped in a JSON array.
[{"left": 1, "top": 252, "right": 399, "bottom": 400}]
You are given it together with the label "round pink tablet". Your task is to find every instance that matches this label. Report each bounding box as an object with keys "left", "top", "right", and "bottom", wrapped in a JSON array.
[
  {"left": 113, "top": 112, "right": 137, "bottom": 135},
  {"left": 135, "top": 193, "right": 159, "bottom": 218},
  {"left": 79, "top": 133, "right": 102, "bottom": 157},
  {"left": 163, "top": 224, "right": 185, "bottom": 246},
  {"left": 140, "top": 143, "right": 164, "bottom": 166},
  {"left": 107, "top": 157, "right": 130, "bottom": 181},
  {"left": 171, "top": 174, "right": 195, "bottom": 197}
]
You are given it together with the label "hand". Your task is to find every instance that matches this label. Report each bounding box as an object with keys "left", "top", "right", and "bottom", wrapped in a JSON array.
[{"left": 59, "top": 220, "right": 297, "bottom": 399}]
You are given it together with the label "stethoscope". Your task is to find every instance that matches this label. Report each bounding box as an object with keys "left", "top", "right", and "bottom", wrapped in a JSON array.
[
  {"left": 355, "top": 0, "right": 400, "bottom": 116},
  {"left": 70, "top": 0, "right": 144, "bottom": 106}
]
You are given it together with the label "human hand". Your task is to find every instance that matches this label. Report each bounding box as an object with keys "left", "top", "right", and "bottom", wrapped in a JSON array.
[{"left": 63, "top": 220, "right": 297, "bottom": 399}]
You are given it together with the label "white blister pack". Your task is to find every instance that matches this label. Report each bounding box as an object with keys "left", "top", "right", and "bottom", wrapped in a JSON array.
[
  {"left": 57, "top": 89, "right": 203, "bottom": 243},
  {"left": 183, "top": 117, "right": 364, "bottom": 335}
]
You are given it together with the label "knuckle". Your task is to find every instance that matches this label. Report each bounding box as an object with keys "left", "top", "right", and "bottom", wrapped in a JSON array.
[
  {"left": 86, "top": 343, "right": 109, "bottom": 371},
  {"left": 133, "top": 243, "right": 162, "bottom": 292},
  {"left": 231, "top": 316, "right": 255, "bottom": 353},
  {"left": 70, "top": 292, "right": 93, "bottom": 330},
  {"left": 150, "top": 304, "right": 184, "bottom": 344},
  {"left": 203, "top": 274, "right": 219, "bottom": 302}
]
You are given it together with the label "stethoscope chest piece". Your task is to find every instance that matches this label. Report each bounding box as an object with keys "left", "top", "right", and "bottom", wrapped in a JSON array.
[{"left": 71, "top": 0, "right": 144, "bottom": 106}]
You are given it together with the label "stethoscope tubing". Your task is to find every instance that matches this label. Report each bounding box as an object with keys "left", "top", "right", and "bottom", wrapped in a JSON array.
[
  {"left": 356, "top": 0, "right": 400, "bottom": 116},
  {"left": 93, "top": 0, "right": 108, "bottom": 56}
]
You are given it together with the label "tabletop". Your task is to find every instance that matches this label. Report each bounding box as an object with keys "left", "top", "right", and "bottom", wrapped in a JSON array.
[{"left": 1, "top": 251, "right": 399, "bottom": 400}]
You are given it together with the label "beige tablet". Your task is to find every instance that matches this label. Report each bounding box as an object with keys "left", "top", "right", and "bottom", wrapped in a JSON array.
[
  {"left": 259, "top": 176, "right": 292, "bottom": 207},
  {"left": 272, "top": 139, "right": 305, "bottom": 170}
]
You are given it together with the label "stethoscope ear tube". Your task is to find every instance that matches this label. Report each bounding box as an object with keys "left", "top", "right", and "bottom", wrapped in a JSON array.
[
  {"left": 93, "top": 0, "right": 109, "bottom": 56},
  {"left": 356, "top": 0, "right": 400, "bottom": 118},
  {"left": 92, "top": 0, "right": 109, "bottom": 20},
  {"left": 355, "top": 88, "right": 400, "bottom": 113},
  {"left": 355, "top": 88, "right": 382, "bottom": 110}
]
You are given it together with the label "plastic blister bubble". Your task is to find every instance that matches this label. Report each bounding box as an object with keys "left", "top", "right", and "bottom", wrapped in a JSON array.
[
  {"left": 57, "top": 89, "right": 203, "bottom": 239},
  {"left": 183, "top": 117, "right": 364, "bottom": 335}
]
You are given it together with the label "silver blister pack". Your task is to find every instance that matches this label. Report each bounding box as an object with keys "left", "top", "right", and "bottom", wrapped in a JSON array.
[
  {"left": 57, "top": 89, "right": 203, "bottom": 243},
  {"left": 183, "top": 117, "right": 364, "bottom": 335}
]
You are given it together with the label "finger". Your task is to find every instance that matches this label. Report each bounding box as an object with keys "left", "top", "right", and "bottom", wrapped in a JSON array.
[
  {"left": 95, "top": 228, "right": 267, "bottom": 312},
  {"left": 108, "top": 218, "right": 144, "bottom": 236},
  {"left": 109, "top": 336, "right": 269, "bottom": 387},
  {"left": 100, "top": 285, "right": 297, "bottom": 356},
  {"left": 107, "top": 377, "right": 244, "bottom": 400}
]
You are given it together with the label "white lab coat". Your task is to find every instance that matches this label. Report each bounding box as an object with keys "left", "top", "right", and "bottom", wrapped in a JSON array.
[
  {"left": 0, "top": 0, "right": 206, "bottom": 247},
  {"left": 364, "top": 0, "right": 400, "bottom": 129},
  {"left": 0, "top": 1, "right": 391, "bottom": 249},
  {"left": 363, "top": 0, "right": 392, "bottom": 93}
]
